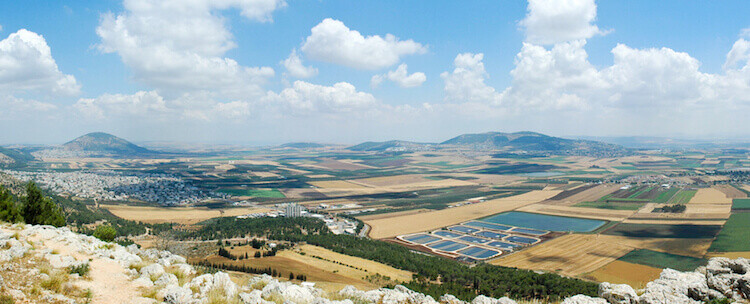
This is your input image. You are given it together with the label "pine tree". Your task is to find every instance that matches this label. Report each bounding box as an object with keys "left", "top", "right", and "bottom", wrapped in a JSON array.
[{"left": 0, "top": 186, "right": 22, "bottom": 223}]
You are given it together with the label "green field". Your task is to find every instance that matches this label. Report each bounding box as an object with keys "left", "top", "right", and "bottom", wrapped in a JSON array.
[
  {"left": 653, "top": 188, "right": 680, "bottom": 204},
  {"left": 628, "top": 186, "right": 654, "bottom": 199},
  {"left": 732, "top": 198, "right": 750, "bottom": 211},
  {"left": 216, "top": 188, "right": 286, "bottom": 198},
  {"left": 667, "top": 190, "right": 697, "bottom": 204},
  {"left": 618, "top": 249, "right": 707, "bottom": 271},
  {"left": 603, "top": 223, "right": 721, "bottom": 239},
  {"left": 709, "top": 213, "right": 750, "bottom": 252},
  {"left": 574, "top": 201, "right": 645, "bottom": 210}
]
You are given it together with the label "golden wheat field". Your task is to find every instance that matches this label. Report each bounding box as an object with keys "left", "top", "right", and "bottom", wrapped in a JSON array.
[
  {"left": 101, "top": 205, "right": 269, "bottom": 224},
  {"left": 584, "top": 260, "right": 663, "bottom": 289},
  {"left": 490, "top": 234, "right": 633, "bottom": 277}
]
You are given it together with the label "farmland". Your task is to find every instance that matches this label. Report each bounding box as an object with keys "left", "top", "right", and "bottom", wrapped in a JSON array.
[
  {"left": 709, "top": 213, "right": 750, "bottom": 252},
  {"left": 616, "top": 249, "right": 707, "bottom": 271}
]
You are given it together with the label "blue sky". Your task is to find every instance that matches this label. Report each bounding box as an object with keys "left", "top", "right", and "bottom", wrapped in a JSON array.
[{"left": 0, "top": 0, "right": 749, "bottom": 144}]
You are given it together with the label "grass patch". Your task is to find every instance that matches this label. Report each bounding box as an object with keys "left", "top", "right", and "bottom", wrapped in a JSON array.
[
  {"left": 618, "top": 249, "right": 707, "bottom": 271},
  {"left": 216, "top": 188, "right": 285, "bottom": 198},
  {"left": 654, "top": 188, "right": 680, "bottom": 204},
  {"left": 69, "top": 263, "right": 90, "bottom": 277},
  {"left": 731, "top": 198, "right": 750, "bottom": 211},
  {"left": 709, "top": 213, "right": 750, "bottom": 252},
  {"left": 575, "top": 201, "right": 644, "bottom": 210},
  {"left": 668, "top": 190, "right": 697, "bottom": 205}
]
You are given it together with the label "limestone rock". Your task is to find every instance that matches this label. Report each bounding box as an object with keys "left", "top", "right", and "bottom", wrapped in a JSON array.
[
  {"left": 561, "top": 295, "right": 607, "bottom": 304},
  {"left": 599, "top": 282, "right": 638, "bottom": 304},
  {"left": 140, "top": 263, "right": 166, "bottom": 280}
]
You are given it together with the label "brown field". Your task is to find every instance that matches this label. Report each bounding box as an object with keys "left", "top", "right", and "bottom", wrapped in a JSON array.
[
  {"left": 594, "top": 235, "right": 712, "bottom": 257},
  {"left": 446, "top": 173, "right": 522, "bottom": 185},
  {"left": 282, "top": 245, "right": 413, "bottom": 283},
  {"left": 706, "top": 252, "right": 750, "bottom": 259},
  {"left": 279, "top": 188, "right": 326, "bottom": 199},
  {"left": 350, "top": 175, "right": 477, "bottom": 191},
  {"left": 621, "top": 219, "right": 726, "bottom": 226},
  {"left": 364, "top": 190, "right": 560, "bottom": 239},
  {"left": 101, "top": 204, "right": 269, "bottom": 224},
  {"left": 517, "top": 204, "right": 635, "bottom": 221},
  {"left": 357, "top": 209, "right": 431, "bottom": 221},
  {"left": 201, "top": 255, "right": 371, "bottom": 291},
  {"left": 252, "top": 171, "right": 280, "bottom": 178},
  {"left": 309, "top": 180, "right": 372, "bottom": 189},
  {"left": 351, "top": 175, "right": 432, "bottom": 187},
  {"left": 584, "top": 260, "right": 662, "bottom": 289},
  {"left": 306, "top": 174, "right": 334, "bottom": 178},
  {"left": 490, "top": 234, "right": 633, "bottom": 276},
  {"left": 689, "top": 187, "right": 733, "bottom": 204},
  {"left": 314, "top": 159, "right": 374, "bottom": 171},
  {"left": 713, "top": 185, "right": 747, "bottom": 199},
  {"left": 547, "top": 183, "right": 622, "bottom": 206}
]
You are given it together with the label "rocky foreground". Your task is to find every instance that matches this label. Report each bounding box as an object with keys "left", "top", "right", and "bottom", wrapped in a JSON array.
[{"left": 1, "top": 224, "right": 750, "bottom": 304}]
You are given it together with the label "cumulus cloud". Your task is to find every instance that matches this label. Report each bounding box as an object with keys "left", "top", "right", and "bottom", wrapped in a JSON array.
[
  {"left": 371, "top": 64, "right": 426, "bottom": 88},
  {"left": 520, "top": 0, "right": 605, "bottom": 45},
  {"left": 301, "top": 18, "right": 427, "bottom": 70},
  {"left": 282, "top": 49, "right": 318, "bottom": 78},
  {"left": 96, "top": 0, "right": 284, "bottom": 98},
  {"left": 440, "top": 53, "right": 501, "bottom": 103},
  {"left": 0, "top": 29, "right": 80, "bottom": 96},
  {"left": 724, "top": 37, "right": 750, "bottom": 70},
  {"left": 267, "top": 81, "right": 378, "bottom": 114}
]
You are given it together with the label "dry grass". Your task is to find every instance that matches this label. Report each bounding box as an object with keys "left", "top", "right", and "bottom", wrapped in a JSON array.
[
  {"left": 689, "top": 188, "right": 732, "bottom": 205},
  {"left": 713, "top": 185, "right": 747, "bottom": 199},
  {"left": 101, "top": 204, "right": 269, "bottom": 224},
  {"left": 309, "top": 180, "right": 372, "bottom": 189},
  {"left": 584, "top": 260, "right": 662, "bottom": 289},
  {"left": 282, "top": 244, "right": 413, "bottom": 283},
  {"left": 490, "top": 234, "right": 633, "bottom": 276},
  {"left": 705, "top": 252, "right": 750, "bottom": 259},
  {"left": 365, "top": 190, "right": 560, "bottom": 238}
]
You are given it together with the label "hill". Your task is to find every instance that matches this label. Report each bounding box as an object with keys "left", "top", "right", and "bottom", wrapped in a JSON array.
[
  {"left": 441, "top": 131, "right": 629, "bottom": 157},
  {"left": 59, "top": 132, "right": 152, "bottom": 156},
  {"left": 348, "top": 140, "right": 435, "bottom": 152},
  {"left": 0, "top": 146, "right": 36, "bottom": 167}
]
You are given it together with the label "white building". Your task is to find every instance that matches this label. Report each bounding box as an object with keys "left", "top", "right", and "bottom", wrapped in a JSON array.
[{"left": 284, "top": 203, "right": 303, "bottom": 217}]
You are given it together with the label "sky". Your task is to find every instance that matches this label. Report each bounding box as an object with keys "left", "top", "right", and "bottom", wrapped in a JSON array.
[{"left": 0, "top": 0, "right": 749, "bottom": 145}]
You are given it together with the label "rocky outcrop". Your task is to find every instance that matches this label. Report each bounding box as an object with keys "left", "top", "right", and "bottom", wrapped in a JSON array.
[{"left": 4, "top": 223, "right": 750, "bottom": 304}]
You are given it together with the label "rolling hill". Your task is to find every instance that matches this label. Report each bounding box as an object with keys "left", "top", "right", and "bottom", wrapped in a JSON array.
[{"left": 347, "top": 140, "right": 435, "bottom": 152}]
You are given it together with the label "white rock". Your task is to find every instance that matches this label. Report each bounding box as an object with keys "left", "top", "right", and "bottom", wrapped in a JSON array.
[
  {"left": 240, "top": 290, "right": 275, "bottom": 304},
  {"left": 133, "top": 276, "right": 155, "bottom": 288},
  {"left": 561, "top": 295, "right": 607, "bottom": 304},
  {"left": 440, "top": 294, "right": 466, "bottom": 304},
  {"left": 140, "top": 263, "right": 166, "bottom": 280},
  {"left": 155, "top": 273, "right": 179, "bottom": 287},
  {"left": 172, "top": 263, "right": 196, "bottom": 277},
  {"left": 161, "top": 285, "right": 194, "bottom": 304},
  {"left": 470, "top": 295, "right": 516, "bottom": 304},
  {"left": 599, "top": 282, "right": 638, "bottom": 304}
]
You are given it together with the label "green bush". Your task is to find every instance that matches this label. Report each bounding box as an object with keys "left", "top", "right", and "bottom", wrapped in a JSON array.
[
  {"left": 93, "top": 225, "right": 117, "bottom": 242},
  {"left": 21, "top": 182, "right": 65, "bottom": 227},
  {"left": 69, "top": 263, "right": 90, "bottom": 276},
  {"left": 0, "top": 187, "right": 22, "bottom": 223}
]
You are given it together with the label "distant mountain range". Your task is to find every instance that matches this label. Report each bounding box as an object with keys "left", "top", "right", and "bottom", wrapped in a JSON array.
[
  {"left": 348, "top": 131, "right": 631, "bottom": 157},
  {"left": 279, "top": 142, "right": 326, "bottom": 149}
]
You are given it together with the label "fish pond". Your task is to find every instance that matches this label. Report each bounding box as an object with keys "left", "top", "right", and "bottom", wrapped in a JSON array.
[{"left": 479, "top": 211, "right": 606, "bottom": 232}]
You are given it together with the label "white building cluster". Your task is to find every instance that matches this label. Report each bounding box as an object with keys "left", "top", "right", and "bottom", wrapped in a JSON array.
[{"left": 0, "top": 169, "right": 224, "bottom": 205}]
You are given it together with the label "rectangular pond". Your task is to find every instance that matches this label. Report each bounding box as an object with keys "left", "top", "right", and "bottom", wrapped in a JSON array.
[
  {"left": 486, "top": 241, "right": 521, "bottom": 250},
  {"left": 458, "top": 246, "right": 501, "bottom": 259},
  {"left": 464, "top": 221, "right": 512, "bottom": 231},
  {"left": 479, "top": 211, "right": 606, "bottom": 232},
  {"left": 428, "top": 240, "right": 469, "bottom": 252},
  {"left": 476, "top": 231, "right": 507, "bottom": 240},
  {"left": 402, "top": 233, "right": 441, "bottom": 244},
  {"left": 433, "top": 230, "right": 464, "bottom": 238},
  {"left": 448, "top": 225, "right": 480, "bottom": 234},
  {"left": 506, "top": 235, "right": 539, "bottom": 244},
  {"left": 458, "top": 235, "right": 491, "bottom": 244}
]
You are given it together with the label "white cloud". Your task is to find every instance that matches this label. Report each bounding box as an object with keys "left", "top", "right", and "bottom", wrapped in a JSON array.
[
  {"left": 724, "top": 38, "right": 750, "bottom": 70},
  {"left": 0, "top": 29, "right": 80, "bottom": 96},
  {"left": 520, "top": 0, "right": 605, "bottom": 45},
  {"left": 96, "top": 0, "right": 284, "bottom": 98},
  {"left": 74, "top": 91, "right": 169, "bottom": 120},
  {"left": 440, "top": 53, "right": 501, "bottom": 103},
  {"left": 371, "top": 64, "right": 426, "bottom": 88},
  {"left": 267, "top": 80, "right": 378, "bottom": 114},
  {"left": 282, "top": 49, "right": 318, "bottom": 78},
  {"left": 301, "top": 18, "right": 427, "bottom": 70}
]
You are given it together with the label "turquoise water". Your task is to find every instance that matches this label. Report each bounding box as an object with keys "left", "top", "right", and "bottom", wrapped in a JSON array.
[{"left": 480, "top": 211, "right": 606, "bottom": 232}]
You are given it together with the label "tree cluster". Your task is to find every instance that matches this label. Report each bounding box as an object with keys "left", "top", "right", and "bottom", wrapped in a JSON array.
[
  {"left": 652, "top": 204, "right": 687, "bottom": 213},
  {"left": 0, "top": 182, "right": 65, "bottom": 227}
]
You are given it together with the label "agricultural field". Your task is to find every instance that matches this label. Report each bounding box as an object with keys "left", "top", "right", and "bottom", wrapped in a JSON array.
[
  {"left": 732, "top": 198, "right": 750, "bottom": 211},
  {"left": 479, "top": 211, "right": 606, "bottom": 232},
  {"left": 216, "top": 188, "right": 286, "bottom": 198},
  {"left": 584, "top": 260, "right": 663, "bottom": 289},
  {"left": 602, "top": 223, "right": 721, "bottom": 239},
  {"left": 616, "top": 249, "right": 707, "bottom": 271},
  {"left": 101, "top": 204, "right": 269, "bottom": 224},
  {"left": 709, "top": 213, "right": 750, "bottom": 252}
]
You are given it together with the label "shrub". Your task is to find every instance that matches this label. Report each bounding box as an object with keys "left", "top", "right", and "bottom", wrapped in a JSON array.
[
  {"left": 93, "top": 225, "right": 117, "bottom": 242},
  {"left": 69, "top": 263, "right": 90, "bottom": 277},
  {"left": 0, "top": 295, "right": 14, "bottom": 304},
  {"left": 21, "top": 182, "right": 65, "bottom": 227}
]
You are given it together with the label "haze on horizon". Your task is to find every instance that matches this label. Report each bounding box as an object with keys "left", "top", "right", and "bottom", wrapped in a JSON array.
[{"left": 1, "top": 0, "right": 749, "bottom": 145}]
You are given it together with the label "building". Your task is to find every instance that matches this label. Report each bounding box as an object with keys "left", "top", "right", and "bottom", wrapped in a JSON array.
[{"left": 284, "top": 203, "right": 303, "bottom": 217}]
